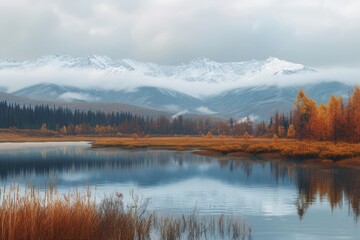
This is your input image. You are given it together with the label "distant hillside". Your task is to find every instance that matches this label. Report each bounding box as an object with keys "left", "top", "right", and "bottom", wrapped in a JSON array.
[
  {"left": 12, "top": 84, "right": 204, "bottom": 114},
  {"left": 8, "top": 81, "right": 355, "bottom": 120},
  {"left": 0, "top": 91, "right": 170, "bottom": 118}
]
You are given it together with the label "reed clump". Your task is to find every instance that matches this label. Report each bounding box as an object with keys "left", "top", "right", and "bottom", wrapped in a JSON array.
[
  {"left": 0, "top": 185, "right": 252, "bottom": 240},
  {"left": 157, "top": 212, "right": 252, "bottom": 240},
  {"left": 0, "top": 185, "right": 153, "bottom": 240}
]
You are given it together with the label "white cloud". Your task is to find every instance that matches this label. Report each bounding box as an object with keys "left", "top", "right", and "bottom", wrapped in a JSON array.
[
  {"left": 196, "top": 106, "right": 217, "bottom": 114},
  {"left": 0, "top": 0, "right": 359, "bottom": 66},
  {"left": 0, "top": 64, "right": 359, "bottom": 98},
  {"left": 59, "top": 92, "right": 99, "bottom": 102}
]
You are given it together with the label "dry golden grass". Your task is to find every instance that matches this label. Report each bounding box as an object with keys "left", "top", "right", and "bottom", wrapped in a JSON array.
[
  {"left": 2, "top": 129, "right": 360, "bottom": 164},
  {"left": 0, "top": 129, "right": 124, "bottom": 143},
  {"left": 0, "top": 185, "right": 148, "bottom": 240},
  {"left": 0, "top": 185, "right": 252, "bottom": 240},
  {"left": 0, "top": 129, "right": 91, "bottom": 142},
  {"left": 93, "top": 136, "right": 360, "bottom": 163},
  {"left": 92, "top": 136, "right": 275, "bottom": 150}
]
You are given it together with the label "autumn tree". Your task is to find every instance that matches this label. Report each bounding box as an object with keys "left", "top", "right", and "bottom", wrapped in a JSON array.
[
  {"left": 40, "top": 123, "right": 47, "bottom": 132},
  {"left": 293, "top": 89, "right": 318, "bottom": 140},
  {"left": 315, "top": 104, "right": 330, "bottom": 140},
  {"left": 273, "top": 111, "right": 282, "bottom": 135},
  {"left": 351, "top": 86, "right": 360, "bottom": 141},
  {"left": 278, "top": 125, "right": 285, "bottom": 138},
  {"left": 287, "top": 124, "right": 295, "bottom": 138},
  {"left": 255, "top": 121, "right": 267, "bottom": 136},
  {"left": 233, "top": 116, "right": 253, "bottom": 136},
  {"left": 75, "top": 125, "right": 82, "bottom": 135},
  {"left": 59, "top": 126, "right": 67, "bottom": 135},
  {"left": 328, "top": 95, "right": 344, "bottom": 142}
]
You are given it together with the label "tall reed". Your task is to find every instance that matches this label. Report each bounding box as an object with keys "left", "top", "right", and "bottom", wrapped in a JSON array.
[{"left": 0, "top": 185, "right": 251, "bottom": 240}]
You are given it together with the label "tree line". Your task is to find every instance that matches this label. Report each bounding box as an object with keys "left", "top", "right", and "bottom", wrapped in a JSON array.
[
  {"left": 1, "top": 85, "right": 360, "bottom": 142},
  {"left": 291, "top": 86, "right": 360, "bottom": 142},
  {"left": 260, "top": 85, "right": 360, "bottom": 142},
  {"left": 0, "top": 102, "right": 253, "bottom": 136}
]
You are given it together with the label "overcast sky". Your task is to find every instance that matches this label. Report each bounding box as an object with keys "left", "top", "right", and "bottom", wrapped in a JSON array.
[{"left": 0, "top": 0, "right": 359, "bottom": 67}]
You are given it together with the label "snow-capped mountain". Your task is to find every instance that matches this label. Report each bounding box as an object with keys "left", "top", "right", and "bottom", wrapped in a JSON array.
[
  {"left": 0, "top": 54, "right": 314, "bottom": 83},
  {"left": 1, "top": 54, "right": 354, "bottom": 120},
  {"left": 0, "top": 54, "right": 135, "bottom": 71},
  {"left": 160, "top": 57, "right": 313, "bottom": 82}
]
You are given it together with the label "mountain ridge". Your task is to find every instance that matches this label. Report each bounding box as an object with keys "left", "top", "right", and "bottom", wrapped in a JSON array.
[
  {"left": 0, "top": 54, "right": 315, "bottom": 84},
  {"left": 1, "top": 55, "right": 354, "bottom": 120},
  {"left": 9, "top": 81, "right": 354, "bottom": 120}
]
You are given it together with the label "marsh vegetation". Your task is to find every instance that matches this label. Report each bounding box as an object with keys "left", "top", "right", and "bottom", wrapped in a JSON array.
[{"left": 0, "top": 185, "right": 252, "bottom": 240}]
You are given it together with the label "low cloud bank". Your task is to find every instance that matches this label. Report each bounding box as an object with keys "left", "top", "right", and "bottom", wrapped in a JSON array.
[{"left": 0, "top": 66, "right": 359, "bottom": 98}]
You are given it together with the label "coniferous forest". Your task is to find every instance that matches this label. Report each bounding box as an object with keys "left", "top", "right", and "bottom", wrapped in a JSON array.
[{"left": 1, "top": 85, "right": 360, "bottom": 142}]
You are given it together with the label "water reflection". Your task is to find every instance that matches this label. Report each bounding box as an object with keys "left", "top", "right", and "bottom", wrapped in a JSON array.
[{"left": 0, "top": 142, "right": 359, "bottom": 221}]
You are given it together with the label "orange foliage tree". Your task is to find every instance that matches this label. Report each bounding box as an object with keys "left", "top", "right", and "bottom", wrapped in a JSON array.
[
  {"left": 293, "top": 89, "right": 318, "bottom": 140},
  {"left": 289, "top": 86, "right": 360, "bottom": 143}
]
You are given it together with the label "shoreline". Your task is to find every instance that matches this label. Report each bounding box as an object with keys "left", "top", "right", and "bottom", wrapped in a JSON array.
[
  {"left": 1, "top": 130, "right": 360, "bottom": 169},
  {"left": 91, "top": 137, "right": 360, "bottom": 170}
]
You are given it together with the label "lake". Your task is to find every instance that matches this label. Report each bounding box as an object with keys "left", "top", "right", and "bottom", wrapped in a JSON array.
[{"left": 0, "top": 142, "right": 359, "bottom": 239}]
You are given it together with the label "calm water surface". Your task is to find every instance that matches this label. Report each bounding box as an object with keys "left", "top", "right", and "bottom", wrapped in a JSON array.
[{"left": 0, "top": 142, "right": 359, "bottom": 240}]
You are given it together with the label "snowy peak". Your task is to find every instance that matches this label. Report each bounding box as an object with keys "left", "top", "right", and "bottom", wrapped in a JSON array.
[
  {"left": 0, "top": 55, "right": 315, "bottom": 82},
  {"left": 262, "top": 57, "right": 311, "bottom": 75},
  {"left": 70, "top": 55, "right": 112, "bottom": 69},
  {"left": 188, "top": 57, "right": 214, "bottom": 66},
  {"left": 160, "top": 57, "right": 314, "bottom": 82},
  {"left": 122, "top": 59, "right": 162, "bottom": 76},
  {"left": 0, "top": 54, "right": 132, "bottom": 70}
]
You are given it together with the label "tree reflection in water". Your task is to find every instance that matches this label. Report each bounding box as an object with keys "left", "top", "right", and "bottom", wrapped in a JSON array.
[
  {"left": 0, "top": 145, "right": 359, "bottom": 220},
  {"left": 227, "top": 158, "right": 360, "bottom": 220}
]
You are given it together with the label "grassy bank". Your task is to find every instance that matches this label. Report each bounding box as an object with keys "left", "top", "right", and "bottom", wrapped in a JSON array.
[
  {"left": 2, "top": 129, "right": 360, "bottom": 165},
  {"left": 0, "top": 129, "right": 90, "bottom": 142},
  {"left": 0, "top": 185, "right": 251, "bottom": 240},
  {"left": 92, "top": 136, "right": 360, "bottom": 164}
]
